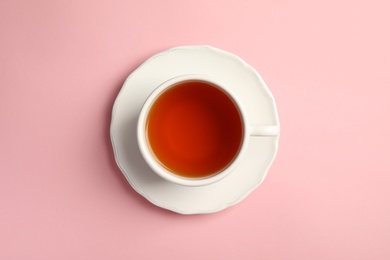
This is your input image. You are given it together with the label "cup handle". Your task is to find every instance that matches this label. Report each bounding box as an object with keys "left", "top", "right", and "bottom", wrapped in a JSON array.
[{"left": 250, "top": 125, "right": 280, "bottom": 136}]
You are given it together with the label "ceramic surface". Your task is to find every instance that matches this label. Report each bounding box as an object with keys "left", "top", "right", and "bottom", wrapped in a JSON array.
[{"left": 110, "top": 45, "right": 280, "bottom": 214}]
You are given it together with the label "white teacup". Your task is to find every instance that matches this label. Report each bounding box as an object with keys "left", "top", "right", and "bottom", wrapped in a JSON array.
[{"left": 137, "top": 74, "right": 279, "bottom": 186}]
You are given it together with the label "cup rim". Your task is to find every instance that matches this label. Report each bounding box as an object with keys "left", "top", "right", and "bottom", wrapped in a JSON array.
[{"left": 137, "top": 74, "right": 251, "bottom": 186}]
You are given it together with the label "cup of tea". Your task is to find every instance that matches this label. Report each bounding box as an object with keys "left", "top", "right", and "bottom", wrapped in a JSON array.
[{"left": 137, "top": 74, "right": 279, "bottom": 186}]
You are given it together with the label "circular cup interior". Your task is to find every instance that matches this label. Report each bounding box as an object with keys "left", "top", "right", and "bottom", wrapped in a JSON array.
[{"left": 137, "top": 74, "right": 250, "bottom": 187}]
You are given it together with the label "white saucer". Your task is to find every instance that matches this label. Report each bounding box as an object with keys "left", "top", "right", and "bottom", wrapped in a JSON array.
[{"left": 110, "top": 46, "right": 280, "bottom": 214}]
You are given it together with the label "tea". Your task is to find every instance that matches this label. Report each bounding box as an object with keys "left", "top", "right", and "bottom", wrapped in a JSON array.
[{"left": 146, "top": 81, "right": 243, "bottom": 178}]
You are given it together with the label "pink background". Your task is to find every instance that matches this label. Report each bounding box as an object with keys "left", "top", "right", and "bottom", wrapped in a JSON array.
[{"left": 1, "top": 0, "right": 389, "bottom": 259}]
